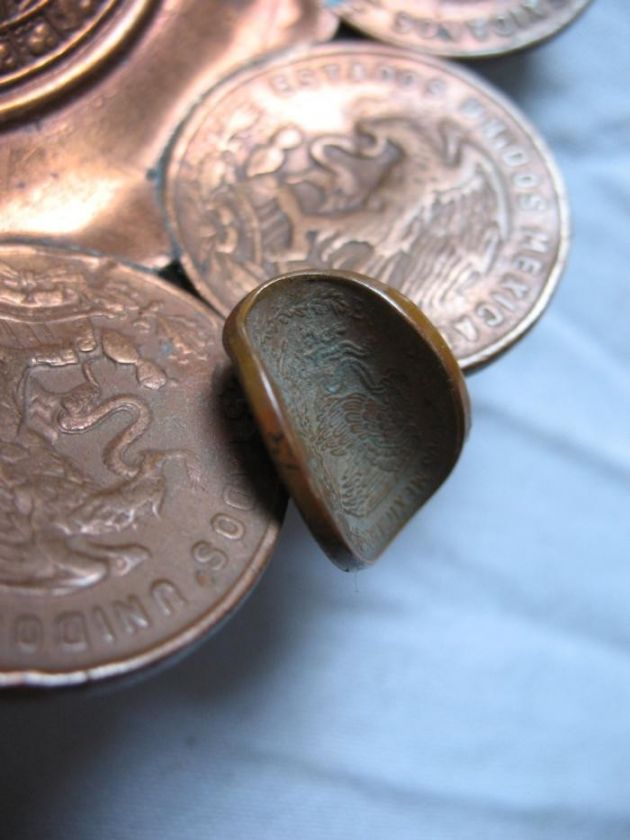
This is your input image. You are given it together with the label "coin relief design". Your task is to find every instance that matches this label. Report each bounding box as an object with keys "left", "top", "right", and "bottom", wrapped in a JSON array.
[
  {"left": 0, "top": 244, "right": 284, "bottom": 687},
  {"left": 0, "top": 0, "right": 152, "bottom": 118},
  {"left": 164, "top": 44, "right": 568, "bottom": 370},
  {"left": 224, "top": 271, "right": 469, "bottom": 569},
  {"left": 330, "top": 0, "right": 593, "bottom": 58}
]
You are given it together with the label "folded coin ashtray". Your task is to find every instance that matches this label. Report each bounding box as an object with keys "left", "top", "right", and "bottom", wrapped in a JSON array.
[{"left": 224, "top": 270, "right": 470, "bottom": 570}]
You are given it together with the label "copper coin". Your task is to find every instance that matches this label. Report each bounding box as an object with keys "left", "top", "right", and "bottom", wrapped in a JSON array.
[
  {"left": 0, "top": 242, "right": 285, "bottom": 687},
  {"left": 330, "top": 0, "right": 592, "bottom": 59},
  {"left": 0, "top": 0, "right": 337, "bottom": 266},
  {"left": 163, "top": 43, "right": 569, "bottom": 370},
  {"left": 224, "top": 269, "right": 470, "bottom": 571},
  {"left": 0, "top": 0, "right": 154, "bottom": 121}
]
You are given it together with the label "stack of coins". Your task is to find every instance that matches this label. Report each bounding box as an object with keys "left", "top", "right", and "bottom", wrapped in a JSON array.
[{"left": 0, "top": 0, "right": 586, "bottom": 685}]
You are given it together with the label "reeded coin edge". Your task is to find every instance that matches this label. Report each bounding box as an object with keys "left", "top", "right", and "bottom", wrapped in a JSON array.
[
  {"left": 223, "top": 268, "right": 471, "bottom": 571},
  {"left": 161, "top": 41, "right": 571, "bottom": 371},
  {"left": 0, "top": 240, "right": 286, "bottom": 688}
]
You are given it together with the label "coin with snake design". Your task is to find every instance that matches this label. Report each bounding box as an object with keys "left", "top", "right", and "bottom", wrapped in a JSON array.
[{"left": 0, "top": 242, "right": 285, "bottom": 687}]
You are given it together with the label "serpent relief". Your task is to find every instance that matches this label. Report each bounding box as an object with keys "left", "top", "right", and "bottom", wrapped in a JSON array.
[
  {"left": 0, "top": 244, "right": 285, "bottom": 686},
  {"left": 0, "top": 261, "right": 203, "bottom": 597}
]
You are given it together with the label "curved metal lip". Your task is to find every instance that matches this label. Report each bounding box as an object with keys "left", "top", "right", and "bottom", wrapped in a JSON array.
[
  {"left": 162, "top": 40, "right": 570, "bottom": 372},
  {"left": 0, "top": 239, "right": 286, "bottom": 689},
  {"left": 224, "top": 268, "right": 471, "bottom": 572}
]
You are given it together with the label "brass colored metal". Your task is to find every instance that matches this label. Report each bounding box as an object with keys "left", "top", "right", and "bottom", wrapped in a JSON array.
[
  {"left": 224, "top": 269, "right": 470, "bottom": 571},
  {"left": 0, "top": 0, "right": 337, "bottom": 267},
  {"left": 331, "top": 0, "right": 593, "bottom": 59},
  {"left": 0, "top": 242, "right": 285, "bottom": 687},
  {"left": 0, "top": 0, "right": 154, "bottom": 121},
  {"left": 164, "top": 42, "right": 569, "bottom": 371}
]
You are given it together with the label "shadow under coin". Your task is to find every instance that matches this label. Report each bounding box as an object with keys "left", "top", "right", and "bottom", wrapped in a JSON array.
[
  {"left": 0, "top": 369, "right": 308, "bottom": 838},
  {"left": 0, "top": 511, "right": 314, "bottom": 840}
]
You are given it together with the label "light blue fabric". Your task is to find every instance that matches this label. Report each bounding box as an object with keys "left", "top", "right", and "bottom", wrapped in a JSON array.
[{"left": 2, "top": 1, "right": 630, "bottom": 837}]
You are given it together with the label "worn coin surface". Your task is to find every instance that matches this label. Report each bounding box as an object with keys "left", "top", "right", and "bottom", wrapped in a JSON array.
[
  {"left": 164, "top": 43, "right": 569, "bottom": 370},
  {"left": 0, "top": 0, "right": 154, "bottom": 120},
  {"left": 0, "top": 242, "right": 285, "bottom": 687},
  {"left": 224, "top": 270, "right": 470, "bottom": 571},
  {"left": 330, "top": 0, "right": 592, "bottom": 59}
]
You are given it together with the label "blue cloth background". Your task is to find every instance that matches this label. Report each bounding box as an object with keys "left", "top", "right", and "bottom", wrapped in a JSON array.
[{"left": 2, "top": 1, "right": 629, "bottom": 837}]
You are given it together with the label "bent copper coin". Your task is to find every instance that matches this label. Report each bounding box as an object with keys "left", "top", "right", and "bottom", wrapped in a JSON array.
[
  {"left": 0, "top": 0, "right": 154, "bottom": 121},
  {"left": 163, "top": 42, "right": 569, "bottom": 371},
  {"left": 224, "top": 269, "right": 470, "bottom": 571},
  {"left": 330, "top": 0, "right": 592, "bottom": 59},
  {"left": 0, "top": 242, "right": 285, "bottom": 687}
]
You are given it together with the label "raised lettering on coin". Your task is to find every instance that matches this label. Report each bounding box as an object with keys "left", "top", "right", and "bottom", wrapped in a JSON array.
[
  {"left": 164, "top": 43, "right": 569, "bottom": 370},
  {"left": 0, "top": 243, "right": 285, "bottom": 687},
  {"left": 330, "top": 0, "right": 592, "bottom": 59}
]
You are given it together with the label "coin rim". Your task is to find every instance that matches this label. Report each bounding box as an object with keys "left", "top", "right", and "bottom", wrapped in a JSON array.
[
  {"left": 0, "top": 0, "right": 156, "bottom": 123},
  {"left": 0, "top": 240, "right": 286, "bottom": 688},
  {"left": 161, "top": 41, "right": 570, "bottom": 371},
  {"left": 223, "top": 268, "right": 471, "bottom": 571},
  {"left": 334, "top": 0, "right": 594, "bottom": 59}
]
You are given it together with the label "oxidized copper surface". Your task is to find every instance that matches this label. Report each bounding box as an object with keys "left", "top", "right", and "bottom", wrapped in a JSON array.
[
  {"left": 331, "top": 0, "right": 592, "bottom": 59},
  {"left": 224, "top": 270, "right": 470, "bottom": 571},
  {"left": 0, "top": 0, "right": 154, "bottom": 120},
  {"left": 163, "top": 42, "right": 569, "bottom": 371},
  {"left": 0, "top": 0, "right": 337, "bottom": 266},
  {"left": 0, "top": 242, "right": 285, "bottom": 687}
]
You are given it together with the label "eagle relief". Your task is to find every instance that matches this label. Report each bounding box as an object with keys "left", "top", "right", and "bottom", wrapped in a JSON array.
[
  {"left": 0, "top": 260, "right": 207, "bottom": 597},
  {"left": 191, "top": 99, "right": 510, "bottom": 320}
]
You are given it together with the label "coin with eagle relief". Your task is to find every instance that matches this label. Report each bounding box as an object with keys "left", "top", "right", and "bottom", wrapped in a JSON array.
[
  {"left": 0, "top": 242, "right": 285, "bottom": 687},
  {"left": 163, "top": 43, "right": 568, "bottom": 371}
]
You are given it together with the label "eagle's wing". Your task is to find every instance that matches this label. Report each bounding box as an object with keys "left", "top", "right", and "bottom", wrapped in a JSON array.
[{"left": 396, "top": 153, "right": 508, "bottom": 312}]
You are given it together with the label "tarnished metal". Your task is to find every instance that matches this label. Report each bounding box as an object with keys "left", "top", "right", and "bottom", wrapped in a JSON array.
[
  {"left": 0, "top": 242, "right": 285, "bottom": 687},
  {"left": 331, "top": 0, "right": 593, "bottom": 59},
  {"left": 163, "top": 42, "right": 569, "bottom": 371},
  {"left": 224, "top": 269, "right": 470, "bottom": 571}
]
